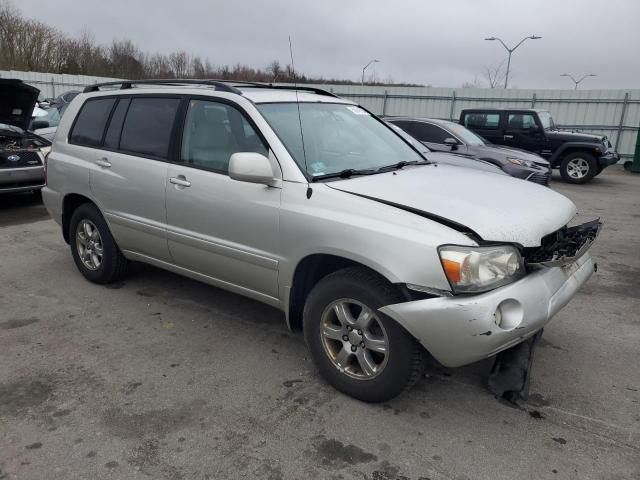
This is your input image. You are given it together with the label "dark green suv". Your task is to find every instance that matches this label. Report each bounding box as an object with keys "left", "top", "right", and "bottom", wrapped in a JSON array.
[{"left": 460, "top": 108, "right": 619, "bottom": 184}]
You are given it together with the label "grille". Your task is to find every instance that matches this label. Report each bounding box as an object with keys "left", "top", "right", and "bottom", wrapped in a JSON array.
[
  {"left": 523, "top": 219, "right": 601, "bottom": 266},
  {"left": 528, "top": 171, "right": 551, "bottom": 185},
  {"left": 0, "top": 150, "right": 43, "bottom": 169}
]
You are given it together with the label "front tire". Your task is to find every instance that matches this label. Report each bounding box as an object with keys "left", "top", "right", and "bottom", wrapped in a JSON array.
[
  {"left": 560, "top": 152, "right": 597, "bottom": 184},
  {"left": 303, "top": 267, "right": 425, "bottom": 403},
  {"left": 69, "top": 203, "right": 128, "bottom": 284}
]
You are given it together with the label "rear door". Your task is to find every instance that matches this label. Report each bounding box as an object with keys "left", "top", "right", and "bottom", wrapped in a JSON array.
[
  {"left": 460, "top": 111, "right": 504, "bottom": 145},
  {"left": 79, "top": 95, "right": 180, "bottom": 261},
  {"left": 165, "top": 97, "right": 282, "bottom": 300}
]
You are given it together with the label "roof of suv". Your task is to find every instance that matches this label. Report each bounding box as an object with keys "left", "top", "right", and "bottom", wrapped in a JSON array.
[
  {"left": 461, "top": 108, "right": 548, "bottom": 113},
  {"left": 81, "top": 80, "right": 353, "bottom": 105}
]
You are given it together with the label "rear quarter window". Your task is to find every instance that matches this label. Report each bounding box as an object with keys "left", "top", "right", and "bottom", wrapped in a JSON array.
[{"left": 69, "top": 98, "right": 116, "bottom": 146}]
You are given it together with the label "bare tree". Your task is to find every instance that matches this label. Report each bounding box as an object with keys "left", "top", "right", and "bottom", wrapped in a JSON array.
[
  {"left": 266, "top": 60, "right": 282, "bottom": 81},
  {"left": 482, "top": 61, "right": 507, "bottom": 89},
  {"left": 169, "top": 51, "right": 190, "bottom": 78}
]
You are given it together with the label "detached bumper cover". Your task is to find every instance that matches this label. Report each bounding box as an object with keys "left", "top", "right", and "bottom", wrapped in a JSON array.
[{"left": 380, "top": 252, "right": 594, "bottom": 367}]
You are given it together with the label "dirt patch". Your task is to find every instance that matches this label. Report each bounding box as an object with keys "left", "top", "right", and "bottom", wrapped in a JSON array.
[{"left": 101, "top": 399, "right": 206, "bottom": 439}]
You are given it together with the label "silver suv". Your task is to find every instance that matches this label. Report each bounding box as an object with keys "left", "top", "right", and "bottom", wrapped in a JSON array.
[{"left": 43, "top": 80, "right": 599, "bottom": 402}]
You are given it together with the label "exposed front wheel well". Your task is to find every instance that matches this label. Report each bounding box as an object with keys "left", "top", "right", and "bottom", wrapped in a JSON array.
[
  {"left": 287, "top": 254, "right": 405, "bottom": 331},
  {"left": 62, "top": 194, "right": 96, "bottom": 243}
]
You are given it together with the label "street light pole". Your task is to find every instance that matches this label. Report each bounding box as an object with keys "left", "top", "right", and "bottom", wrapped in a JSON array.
[
  {"left": 362, "top": 59, "right": 380, "bottom": 85},
  {"left": 484, "top": 35, "right": 542, "bottom": 88},
  {"left": 560, "top": 73, "right": 597, "bottom": 90}
]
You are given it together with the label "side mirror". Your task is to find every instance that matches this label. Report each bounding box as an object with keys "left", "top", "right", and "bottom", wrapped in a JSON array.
[
  {"left": 529, "top": 125, "right": 542, "bottom": 134},
  {"left": 444, "top": 137, "right": 458, "bottom": 150},
  {"left": 229, "top": 152, "right": 275, "bottom": 186}
]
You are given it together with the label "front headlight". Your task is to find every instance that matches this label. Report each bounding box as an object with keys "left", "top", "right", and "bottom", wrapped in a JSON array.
[
  {"left": 506, "top": 157, "right": 534, "bottom": 167},
  {"left": 438, "top": 245, "right": 525, "bottom": 294},
  {"left": 40, "top": 146, "right": 51, "bottom": 156}
]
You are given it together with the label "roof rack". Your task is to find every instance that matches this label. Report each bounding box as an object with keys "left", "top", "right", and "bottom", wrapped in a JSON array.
[
  {"left": 83, "top": 78, "right": 339, "bottom": 98},
  {"left": 83, "top": 79, "right": 242, "bottom": 94}
]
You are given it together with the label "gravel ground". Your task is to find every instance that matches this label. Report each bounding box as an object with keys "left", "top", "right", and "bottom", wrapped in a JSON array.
[{"left": 1, "top": 167, "right": 639, "bottom": 480}]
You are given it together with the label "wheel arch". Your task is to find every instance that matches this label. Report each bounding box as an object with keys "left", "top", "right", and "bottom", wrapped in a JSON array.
[
  {"left": 549, "top": 142, "right": 600, "bottom": 165},
  {"left": 285, "top": 253, "right": 408, "bottom": 332},
  {"left": 62, "top": 193, "right": 97, "bottom": 243}
]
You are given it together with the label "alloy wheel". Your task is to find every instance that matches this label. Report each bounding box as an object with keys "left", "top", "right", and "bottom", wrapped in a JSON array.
[
  {"left": 76, "top": 219, "right": 103, "bottom": 270},
  {"left": 566, "top": 157, "right": 590, "bottom": 179},
  {"left": 320, "top": 299, "right": 389, "bottom": 380}
]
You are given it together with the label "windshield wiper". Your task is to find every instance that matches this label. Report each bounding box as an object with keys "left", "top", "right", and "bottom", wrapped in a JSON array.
[
  {"left": 310, "top": 168, "right": 377, "bottom": 182},
  {"left": 377, "top": 160, "right": 430, "bottom": 172}
]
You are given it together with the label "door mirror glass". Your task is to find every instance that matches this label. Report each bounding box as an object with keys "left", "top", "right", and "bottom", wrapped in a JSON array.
[{"left": 229, "top": 152, "right": 275, "bottom": 185}]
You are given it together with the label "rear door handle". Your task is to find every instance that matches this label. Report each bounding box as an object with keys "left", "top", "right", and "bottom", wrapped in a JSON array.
[
  {"left": 95, "top": 158, "right": 112, "bottom": 168},
  {"left": 169, "top": 176, "right": 191, "bottom": 187},
  {"left": 504, "top": 135, "right": 514, "bottom": 140}
]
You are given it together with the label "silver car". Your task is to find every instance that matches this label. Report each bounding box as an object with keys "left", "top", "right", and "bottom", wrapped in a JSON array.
[{"left": 43, "top": 80, "right": 599, "bottom": 402}]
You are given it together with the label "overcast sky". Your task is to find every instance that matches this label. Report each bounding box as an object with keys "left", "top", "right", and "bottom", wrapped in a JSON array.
[{"left": 19, "top": 0, "right": 640, "bottom": 89}]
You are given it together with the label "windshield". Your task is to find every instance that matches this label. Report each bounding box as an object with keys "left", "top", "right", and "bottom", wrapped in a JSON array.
[
  {"left": 440, "top": 121, "right": 486, "bottom": 146},
  {"left": 257, "top": 103, "right": 424, "bottom": 177},
  {"left": 538, "top": 111, "right": 555, "bottom": 130}
]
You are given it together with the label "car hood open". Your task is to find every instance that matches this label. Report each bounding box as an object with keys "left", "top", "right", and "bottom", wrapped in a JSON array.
[
  {"left": 328, "top": 164, "right": 577, "bottom": 247},
  {"left": 0, "top": 79, "right": 40, "bottom": 131}
]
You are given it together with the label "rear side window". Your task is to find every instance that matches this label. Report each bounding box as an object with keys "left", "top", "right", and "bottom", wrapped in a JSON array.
[
  {"left": 407, "top": 122, "right": 451, "bottom": 143},
  {"left": 119, "top": 97, "right": 180, "bottom": 159},
  {"left": 69, "top": 98, "right": 116, "bottom": 146},
  {"left": 463, "top": 112, "right": 501, "bottom": 130},
  {"left": 103, "top": 98, "right": 130, "bottom": 150}
]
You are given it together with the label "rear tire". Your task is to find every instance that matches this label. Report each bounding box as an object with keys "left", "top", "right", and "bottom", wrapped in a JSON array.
[
  {"left": 303, "top": 267, "right": 425, "bottom": 403},
  {"left": 69, "top": 203, "right": 128, "bottom": 284},
  {"left": 559, "top": 152, "right": 597, "bottom": 184}
]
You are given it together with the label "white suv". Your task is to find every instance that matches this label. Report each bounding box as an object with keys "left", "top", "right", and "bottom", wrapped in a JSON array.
[{"left": 43, "top": 80, "right": 599, "bottom": 402}]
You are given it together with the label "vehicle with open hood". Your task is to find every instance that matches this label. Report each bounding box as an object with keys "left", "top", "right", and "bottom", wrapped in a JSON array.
[
  {"left": 43, "top": 80, "right": 599, "bottom": 402},
  {"left": 0, "top": 79, "right": 51, "bottom": 194}
]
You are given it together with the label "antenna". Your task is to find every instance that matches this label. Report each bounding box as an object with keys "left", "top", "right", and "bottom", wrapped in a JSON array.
[{"left": 288, "top": 36, "right": 310, "bottom": 184}]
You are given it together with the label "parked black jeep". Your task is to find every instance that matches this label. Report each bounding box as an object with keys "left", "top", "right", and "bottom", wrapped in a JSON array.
[{"left": 459, "top": 108, "right": 619, "bottom": 184}]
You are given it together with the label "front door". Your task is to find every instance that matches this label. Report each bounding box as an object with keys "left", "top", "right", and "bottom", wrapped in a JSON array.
[
  {"left": 165, "top": 98, "right": 282, "bottom": 300},
  {"left": 502, "top": 111, "right": 548, "bottom": 155}
]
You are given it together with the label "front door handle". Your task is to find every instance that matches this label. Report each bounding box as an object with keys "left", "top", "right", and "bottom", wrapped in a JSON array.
[
  {"left": 169, "top": 176, "right": 191, "bottom": 187},
  {"left": 95, "top": 158, "right": 112, "bottom": 168},
  {"left": 504, "top": 135, "right": 514, "bottom": 140}
]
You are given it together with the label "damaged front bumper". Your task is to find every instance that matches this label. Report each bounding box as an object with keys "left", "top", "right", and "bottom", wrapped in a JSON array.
[{"left": 380, "top": 252, "right": 594, "bottom": 368}]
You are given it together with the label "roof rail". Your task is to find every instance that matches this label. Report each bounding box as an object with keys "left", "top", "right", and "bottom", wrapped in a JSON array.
[
  {"left": 223, "top": 81, "right": 339, "bottom": 98},
  {"left": 82, "top": 78, "right": 339, "bottom": 98},
  {"left": 83, "top": 79, "right": 242, "bottom": 94}
]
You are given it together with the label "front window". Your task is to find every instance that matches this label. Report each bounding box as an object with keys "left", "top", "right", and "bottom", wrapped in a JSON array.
[
  {"left": 537, "top": 111, "right": 555, "bottom": 130},
  {"left": 257, "top": 103, "right": 423, "bottom": 177},
  {"left": 440, "top": 121, "right": 486, "bottom": 146}
]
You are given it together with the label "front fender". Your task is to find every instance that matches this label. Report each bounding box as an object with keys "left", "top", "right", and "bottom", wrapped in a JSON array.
[{"left": 549, "top": 142, "right": 601, "bottom": 165}]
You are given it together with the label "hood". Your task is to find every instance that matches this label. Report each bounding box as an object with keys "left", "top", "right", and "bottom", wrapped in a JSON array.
[
  {"left": 428, "top": 151, "right": 507, "bottom": 175},
  {"left": 546, "top": 130, "right": 604, "bottom": 143},
  {"left": 477, "top": 144, "right": 550, "bottom": 167},
  {"left": 0, "top": 79, "right": 40, "bottom": 130},
  {"left": 328, "top": 164, "right": 576, "bottom": 247}
]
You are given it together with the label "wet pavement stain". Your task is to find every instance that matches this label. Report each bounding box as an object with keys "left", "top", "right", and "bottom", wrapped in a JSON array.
[
  {"left": 0, "top": 376, "right": 54, "bottom": 416},
  {"left": 311, "top": 435, "right": 378, "bottom": 469},
  {"left": 552, "top": 437, "right": 567, "bottom": 445},
  {"left": 0, "top": 318, "right": 40, "bottom": 330}
]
